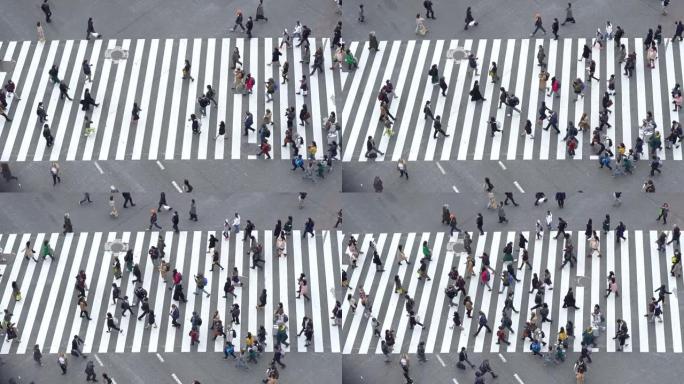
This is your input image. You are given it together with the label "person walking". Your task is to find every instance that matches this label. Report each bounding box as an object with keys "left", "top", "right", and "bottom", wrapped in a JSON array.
[
  {"left": 531, "top": 13, "right": 546, "bottom": 36},
  {"left": 561, "top": 3, "right": 576, "bottom": 25},
  {"left": 36, "top": 22, "right": 46, "bottom": 42},
  {"left": 41, "top": 0, "right": 52, "bottom": 23},
  {"left": 105, "top": 312, "right": 123, "bottom": 334},
  {"left": 474, "top": 311, "right": 492, "bottom": 336},
  {"left": 397, "top": 159, "right": 409, "bottom": 179},
  {"left": 85, "top": 360, "right": 97, "bottom": 381},
  {"left": 182, "top": 59, "right": 195, "bottom": 81},
  {"left": 121, "top": 191, "right": 135, "bottom": 208},
  {"left": 464, "top": 7, "right": 478, "bottom": 30},
  {"left": 79, "top": 297, "right": 92, "bottom": 320},
  {"left": 57, "top": 352, "right": 68, "bottom": 374},
  {"left": 656, "top": 203, "right": 669, "bottom": 224},
  {"left": 86, "top": 17, "right": 101, "bottom": 40},
  {"left": 33, "top": 344, "right": 43, "bottom": 366}
]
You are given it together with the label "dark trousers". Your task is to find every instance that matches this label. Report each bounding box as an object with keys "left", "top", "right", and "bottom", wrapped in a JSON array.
[
  {"left": 531, "top": 25, "right": 546, "bottom": 35},
  {"left": 475, "top": 323, "right": 492, "bottom": 336},
  {"left": 80, "top": 310, "right": 92, "bottom": 320},
  {"left": 475, "top": 323, "right": 492, "bottom": 335},
  {"left": 504, "top": 195, "right": 518, "bottom": 206},
  {"left": 425, "top": 7, "right": 435, "bottom": 19},
  {"left": 79, "top": 193, "right": 93, "bottom": 205},
  {"left": 123, "top": 195, "right": 135, "bottom": 207},
  {"left": 121, "top": 306, "right": 133, "bottom": 317},
  {"left": 137, "top": 310, "right": 149, "bottom": 320}
]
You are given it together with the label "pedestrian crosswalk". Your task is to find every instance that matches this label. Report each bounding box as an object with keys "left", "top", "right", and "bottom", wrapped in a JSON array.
[
  {"left": 341, "top": 37, "right": 684, "bottom": 161},
  {"left": 3, "top": 37, "right": 683, "bottom": 163},
  {"left": 0, "top": 37, "right": 340, "bottom": 161},
  {"left": 341, "top": 230, "right": 683, "bottom": 354},
  {"left": 0, "top": 230, "right": 343, "bottom": 354}
]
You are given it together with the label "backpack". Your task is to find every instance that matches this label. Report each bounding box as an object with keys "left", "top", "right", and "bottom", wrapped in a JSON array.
[
  {"left": 510, "top": 96, "right": 519, "bottom": 106},
  {"left": 531, "top": 342, "right": 541, "bottom": 353},
  {"left": 202, "top": 277, "right": 208, "bottom": 286},
  {"left": 264, "top": 126, "right": 271, "bottom": 137},
  {"left": 197, "top": 318, "right": 203, "bottom": 326}
]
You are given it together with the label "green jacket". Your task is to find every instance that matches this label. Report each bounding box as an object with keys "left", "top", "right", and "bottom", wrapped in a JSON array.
[{"left": 39, "top": 243, "right": 52, "bottom": 257}]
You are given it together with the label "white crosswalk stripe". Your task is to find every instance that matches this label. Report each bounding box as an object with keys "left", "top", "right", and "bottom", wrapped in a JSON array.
[
  {"left": 341, "top": 230, "right": 684, "bottom": 354},
  {"left": 0, "top": 38, "right": 339, "bottom": 161},
  {"left": 341, "top": 38, "right": 684, "bottom": 161},
  {"left": 0, "top": 230, "right": 341, "bottom": 354}
]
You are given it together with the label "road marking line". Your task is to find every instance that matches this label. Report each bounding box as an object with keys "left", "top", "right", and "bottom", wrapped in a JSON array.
[
  {"left": 156, "top": 353, "right": 164, "bottom": 363},
  {"left": 498, "top": 352, "right": 507, "bottom": 363},
  {"left": 156, "top": 160, "right": 165, "bottom": 170},
  {"left": 514, "top": 373, "right": 525, "bottom": 384},
  {"left": 452, "top": 185, "right": 459, "bottom": 193},
  {"left": 94, "top": 354, "right": 103, "bottom": 366},
  {"left": 498, "top": 161, "right": 507, "bottom": 170},
  {"left": 513, "top": 181, "right": 525, "bottom": 193},
  {"left": 111, "top": 380, "right": 118, "bottom": 384},
  {"left": 171, "top": 373, "right": 183, "bottom": 384},
  {"left": 93, "top": 161, "right": 104, "bottom": 174},
  {"left": 435, "top": 162, "right": 446, "bottom": 175},
  {"left": 452, "top": 379, "right": 460, "bottom": 384},
  {"left": 435, "top": 354, "right": 446, "bottom": 367},
  {"left": 171, "top": 180, "right": 183, "bottom": 193}
]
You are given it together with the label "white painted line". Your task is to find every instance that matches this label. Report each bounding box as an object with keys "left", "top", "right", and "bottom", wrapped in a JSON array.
[
  {"left": 358, "top": 233, "right": 397, "bottom": 354},
  {"left": 452, "top": 379, "right": 459, "bottom": 384},
  {"left": 132, "top": 39, "right": 159, "bottom": 160},
  {"left": 435, "top": 354, "right": 446, "bottom": 367},
  {"left": 171, "top": 180, "right": 183, "bottom": 193},
  {"left": 146, "top": 39, "right": 172, "bottom": 160},
  {"left": 452, "top": 185, "right": 459, "bottom": 193},
  {"left": 408, "top": 40, "right": 446, "bottom": 161},
  {"left": 164, "top": 39, "right": 187, "bottom": 160},
  {"left": 94, "top": 354, "right": 104, "bottom": 367},
  {"left": 156, "top": 353, "right": 164, "bottom": 363},
  {"left": 435, "top": 161, "right": 446, "bottom": 175},
  {"left": 513, "top": 181, "right": 525, "bottom": 193},
  {"left": 171, "top": 373, "right": 183, "bottom": 384},
  {"left": 514, "top": 373, "right": 525, "bottom": 384},
  {"left": 498, "top": 161, "right": 507, "bottom": 170},
  {"left": 115, "top": 39, "right": 145, "bottom": 160},
  {"left": 93, "top": 161, "right": 104, "bottom": 174},
  {"left": 498, "top": 353, "right": 507, "bottom": 363},
  {"left": 156, "top": 160, "right": 165, "bottom": 170},
  {"left": 111, "top": 379, "right": 118, "bottom": 384}
]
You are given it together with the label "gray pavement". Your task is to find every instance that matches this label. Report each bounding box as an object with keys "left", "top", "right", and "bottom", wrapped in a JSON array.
[
  {"left": 2, "top": 0, "right": 684, "bottom": 42},
  {"left": 342, "top": 352, "right": 684, "bottom": 384},
  {"left": 0, "top": 160, "right": 340, "bottom": 233},
  {"left": 0, "top": 350, "right": 340, "bottom": 384},
  {"left": 339, "top": 154, "right": 683, "bottom": 234}
]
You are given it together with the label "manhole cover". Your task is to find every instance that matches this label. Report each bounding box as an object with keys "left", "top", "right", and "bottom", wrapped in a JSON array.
[
  {"left": 446, "top": 48, "right": 469, "bottom": 61},
  {"left": 105, "top": 239, "right": 128, "bottom": 254},
  {"left": 110, "top": 243, "right": 124, "bottom": 253},
  {"left": 105, "top": 47, "right": 128, "bottom": 63}
]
